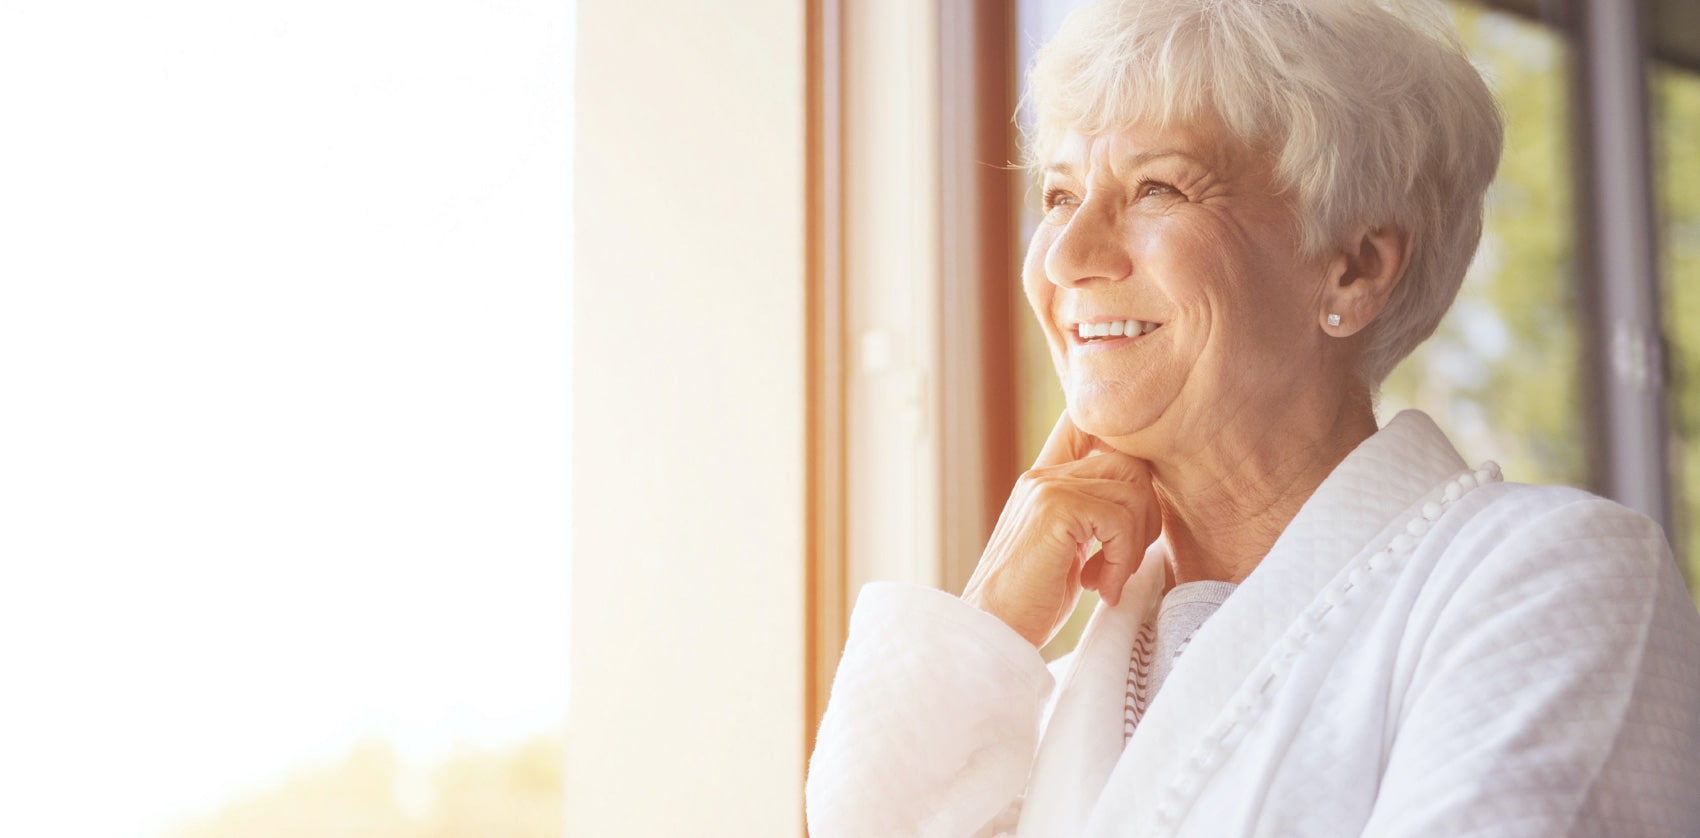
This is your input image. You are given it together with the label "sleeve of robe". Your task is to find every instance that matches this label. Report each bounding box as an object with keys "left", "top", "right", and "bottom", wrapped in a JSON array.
[
  {"left": 804, "top": 581, "right": 1061, "bottom": 838},
  {"left": 1362, "top": 494, "right": 1700, "bottom": 838}
]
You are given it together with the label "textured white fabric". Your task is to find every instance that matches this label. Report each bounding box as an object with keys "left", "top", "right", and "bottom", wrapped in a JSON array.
[{"left": 804, "top": 411, "right": 1700, "bottom": 837}]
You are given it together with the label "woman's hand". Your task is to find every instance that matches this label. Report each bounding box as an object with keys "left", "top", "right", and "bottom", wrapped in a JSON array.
[{"left": 961, "top": 410, "right": 1162, "bottom": 648}]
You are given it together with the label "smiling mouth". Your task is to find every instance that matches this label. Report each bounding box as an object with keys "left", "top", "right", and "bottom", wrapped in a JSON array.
[{"left": 1071, "top": 319, "right": 1162, "bottom": 345}]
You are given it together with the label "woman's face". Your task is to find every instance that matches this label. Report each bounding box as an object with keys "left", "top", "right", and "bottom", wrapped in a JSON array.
[{"left": 1025, "top": 119, "right": 1335, "bottom": 457}]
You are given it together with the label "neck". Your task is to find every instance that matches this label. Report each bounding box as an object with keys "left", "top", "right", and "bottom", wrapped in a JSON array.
[{"left": 1135, "top": 389, "right": 1379, "bottom": 585}]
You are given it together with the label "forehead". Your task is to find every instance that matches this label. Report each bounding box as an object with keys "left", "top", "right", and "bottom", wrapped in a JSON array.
[{"left": 1044, "top": 116, "right": 1254, "bottom": 179}]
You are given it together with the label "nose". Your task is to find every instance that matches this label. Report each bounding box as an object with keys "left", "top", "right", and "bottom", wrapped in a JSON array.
[{"left": 1043, "top": 197, "right": 1132, "bottom": 288}]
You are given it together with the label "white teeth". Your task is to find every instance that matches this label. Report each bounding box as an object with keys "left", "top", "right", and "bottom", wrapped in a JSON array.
[{"left": 1076, "top": 319, "right": 1158, "bottom": 340}]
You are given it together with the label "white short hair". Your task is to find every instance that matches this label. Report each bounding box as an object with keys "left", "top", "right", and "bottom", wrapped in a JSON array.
[{"left": 1023, "top": 0, "right": 1504, "bottom": 384}]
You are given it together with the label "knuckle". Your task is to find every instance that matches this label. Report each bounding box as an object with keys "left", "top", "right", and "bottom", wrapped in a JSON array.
[
  {"left": 1028, "top": 479, "right": 1065, "bottom": 506},
  {"left": 1015, "top": 470, "right": 1049, "bottom": 496}
]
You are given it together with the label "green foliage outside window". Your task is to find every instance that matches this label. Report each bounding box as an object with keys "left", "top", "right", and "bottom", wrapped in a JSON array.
[
  {"left": 1656, "top": 65, "right": 1700, "bottom": 593},
  {"left": 1380, "top": 5, "right": 1584, "bottom": 492}
]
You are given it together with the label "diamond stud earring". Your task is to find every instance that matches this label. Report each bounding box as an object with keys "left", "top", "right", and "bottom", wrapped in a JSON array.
[{"left": 1326, "top": 313, "right": 1342, "bottom": 327}]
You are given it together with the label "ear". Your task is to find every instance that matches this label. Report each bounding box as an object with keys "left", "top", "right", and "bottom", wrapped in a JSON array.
[{"left": 1320, "top": 225, "right": 1413, "bottom": 337}]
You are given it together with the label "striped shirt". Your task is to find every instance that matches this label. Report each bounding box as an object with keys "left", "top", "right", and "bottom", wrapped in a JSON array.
[{"left": 1124, "top": 580, "right": 1238, "bottom": 744}]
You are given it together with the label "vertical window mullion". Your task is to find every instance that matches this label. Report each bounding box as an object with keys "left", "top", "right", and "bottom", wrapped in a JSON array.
[{"left": 1571, "top": 0, "right": 1674, "bottom": 536}]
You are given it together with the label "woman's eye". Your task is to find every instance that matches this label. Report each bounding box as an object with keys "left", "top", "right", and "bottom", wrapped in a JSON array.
[
  {"left": 1042, "top": 188, "right": 1079, "bottom": 212},
  {"left": 1138, "top": 180, "right": 1178, "bottom": 198}
]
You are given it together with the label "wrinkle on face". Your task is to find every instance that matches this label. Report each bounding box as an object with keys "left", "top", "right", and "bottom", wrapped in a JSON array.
[{"left": 1023, "top": 118, "right": 1333, "bottom": 465}]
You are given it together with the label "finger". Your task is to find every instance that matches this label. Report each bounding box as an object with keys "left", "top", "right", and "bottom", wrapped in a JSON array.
[
  {"left": 1065, "top": 547, "right": 1083, "bottom": 594},
  {"left": 1094, "top": 504, "right": 1161, "bottom": 606},
  {"left": 1081, "top": 550, "right": 1101, "bottom": 592},
  {"left": 1094, "top": 535, "right": 1135, "bottom": 607},
  {"left": 1051, "top": 495, "right": 1142, "bottom": 598},
  {"left": 1035, "top": 475, "right": 1152, "bottom": 512},
  {"left": 1032, "top": 409, "right": 1101, "bottom": 469},
  {"left": 1032, "top": 450, "right": 1150, "bottom": 484},
  {"left": 1080, "top": 538, "right": 1104, "bottom": 591}
]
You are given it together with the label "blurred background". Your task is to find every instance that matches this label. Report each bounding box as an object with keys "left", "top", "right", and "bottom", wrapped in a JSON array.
[
  {"left": 0, "top": 1, "right": 570, "bottom": 835},
  {"left": 2, "top": 0, "right": 1695, "bottom": 836}
]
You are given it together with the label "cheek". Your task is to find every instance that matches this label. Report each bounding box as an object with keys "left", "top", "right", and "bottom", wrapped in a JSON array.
[{"left": 1155, "top": 220, "right": 1284, "bottom": 310}]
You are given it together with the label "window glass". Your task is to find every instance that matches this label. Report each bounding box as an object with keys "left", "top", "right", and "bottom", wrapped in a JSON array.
[
  {"left": 1655, "top": 61, "right": 1700, "bottom": 594},
  {"left": 0, "top": 2, "right": 571, "bottom": 833},
  {"left": 1379, "top": 4, "right": 1584, "bottom": 491}
]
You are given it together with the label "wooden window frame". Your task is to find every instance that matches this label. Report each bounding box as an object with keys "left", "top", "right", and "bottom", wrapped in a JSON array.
[
  {"left": 937, "top": 0, "right": 1023, "bottom": 596},
  {"left": 804, "top": 0, "right": 848, "bottom": 768}
]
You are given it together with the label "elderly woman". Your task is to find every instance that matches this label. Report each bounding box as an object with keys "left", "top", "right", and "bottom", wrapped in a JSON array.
[{"left": 806, "top": 1, "right": 1700, "bottom": 836}]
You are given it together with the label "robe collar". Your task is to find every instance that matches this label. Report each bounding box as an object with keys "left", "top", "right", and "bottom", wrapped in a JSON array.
[{"left": 1017, "top": 410, "right": 1470, "bottom": 836}]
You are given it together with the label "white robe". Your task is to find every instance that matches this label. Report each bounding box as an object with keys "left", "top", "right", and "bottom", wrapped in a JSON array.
[{"left": 806, "top": 411, "right": 1700, "bottom": 837}]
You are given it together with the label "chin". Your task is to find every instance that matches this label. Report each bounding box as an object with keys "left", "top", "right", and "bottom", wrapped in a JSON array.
[{"left": 1065, "top": 387, "right": 1157, "bottom": 443}]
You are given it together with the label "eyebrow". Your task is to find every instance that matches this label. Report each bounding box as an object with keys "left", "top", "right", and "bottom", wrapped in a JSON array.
[{"left": 1043, "top": 149, "right": 1196, "bottom": 177}]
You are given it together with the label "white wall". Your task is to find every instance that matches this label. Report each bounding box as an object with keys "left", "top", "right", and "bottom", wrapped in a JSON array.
[{"left": 567, "top": 1, "right": 806, "bottom": 835}]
